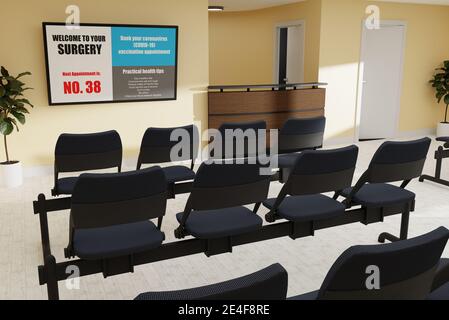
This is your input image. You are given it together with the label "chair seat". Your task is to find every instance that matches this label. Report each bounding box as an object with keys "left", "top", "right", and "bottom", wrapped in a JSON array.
[
  {"left": 73, "top": 221, "right": 164, "bottom": 260},
  {"left": 288, "top": 290, "right": 319, "bottom": 300},
  {"left": 342, "top": 183, "right": 415, "bottom": 208},
  {"left": 176, "top": 207, "right": 263, "bottom": 239},
  {"left": 428, "top": 282, "right": 449, "bottom": 300},
  {"left": 263, "top": 195, "right": 345, "bottom": 222},
  {"left": 277, "top": 153, "right": 301, "bottom": 169},
  {"left": 55, "top": 177, "right": 78, "bottom": 195},
  {"left": 162, "top": 166, "right": 195, "bottom": 183}
]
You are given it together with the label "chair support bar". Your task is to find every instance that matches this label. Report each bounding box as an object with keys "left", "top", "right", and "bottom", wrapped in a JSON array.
[
  {"left": 35, "top": 192, "right": 414, "bottom": 300},
  {"left": 420, "top": 147, "right": 449, "bottom": 187}
]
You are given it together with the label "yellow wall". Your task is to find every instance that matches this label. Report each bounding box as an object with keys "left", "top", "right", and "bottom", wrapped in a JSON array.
[
  {"left": 209, "top": 0, "right": 322, "bottom": 85},
  {"left": 0, "top": 0, "right": 209, "bottom": 166},
  {"left": 319, "top": 0, "right": 449, "bottom": 140},
  {"left": 210, "top": 0, "right": 449, "bottom": 140},
  {"left": 3, "top": 0, "right": 449, "bottom": 166}
]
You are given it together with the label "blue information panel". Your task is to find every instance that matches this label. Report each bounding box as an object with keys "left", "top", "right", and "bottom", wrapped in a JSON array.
[{"left": 43, "top": 23, "right": 178, "bottom": 105}]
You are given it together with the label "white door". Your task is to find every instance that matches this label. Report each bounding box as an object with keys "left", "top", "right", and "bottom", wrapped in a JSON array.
[
  {"left": 359, "top": 23, "right": 406, "bottom": 140},
  {"left": 286, "top": 25, "right": 304, "bottom": 84},
  {"left": 275, "top": 23, "right": 305, "bottom": 85}
]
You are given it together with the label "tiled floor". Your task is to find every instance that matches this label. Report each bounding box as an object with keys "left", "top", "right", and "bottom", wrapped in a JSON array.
[{"left": 1, "top": 137, "right": 448, "bottom": 300}]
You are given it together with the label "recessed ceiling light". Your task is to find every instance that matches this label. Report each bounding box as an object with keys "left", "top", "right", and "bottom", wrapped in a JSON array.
[{"left": 208, "top": 5, "right": 224, "bottom": 12}]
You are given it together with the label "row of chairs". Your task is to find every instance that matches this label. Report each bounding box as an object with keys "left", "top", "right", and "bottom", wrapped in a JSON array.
[
  {"left": 136, "top": 227, "right": 449, "bottom": 300},
  {"left": 64, "top": 138, "right": 431, "bottom": 261},
  {"left": 52, "top": 117, "right": 326, "bottom": 196}
]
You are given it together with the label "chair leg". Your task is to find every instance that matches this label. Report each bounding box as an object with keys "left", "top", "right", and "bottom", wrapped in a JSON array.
[
  {"left": 157, "top": 217, "right": 164, "bottom": 230},
  {"left": 420, "top": 175, "right": 449, "bottom": 187},
  {"left": 435, "top": 153, "right": 443, "bottom": 179},
  {"left": 44, "top": 255, "right": 60, "bottom": 301},
  {"left": 333, "top": 191, "right": 341, "bottom": 200},
  {"left": 378, "top": 203, "right": 410, "bottom": 243},
  {"left": 420, "top": 147, "right": 449, "bottom": 187}
]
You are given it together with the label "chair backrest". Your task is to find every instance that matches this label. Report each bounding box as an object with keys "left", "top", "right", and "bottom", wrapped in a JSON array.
[
  {"left": 278, "top": 117, "right": 326, "bottom": 154},
  {"left": 135, "top": 263, "right": 288, "bottom": 300},
  {"left": 317, "top": 227, "right": 449, "bottom": 300},
  {"left": 216, "top": 121, "right": 267, "bottom": 159},
  {"left": 55, "top": 130, "right": 122, "bottom": 173},
  {"left": 188, "top": 161, "right": 271, "bottom": 211},
  {"left": 367, "top": 138, "right": 431, "bottom": 183},
  {"left": 137, "top": 125, "right": 198, "bottom": 168},
  {"left": 70, "top": 167, "right": 167, "bottom": 229},
  {"left": 286, "top": 146, "right": 359, "bottom": 196}
]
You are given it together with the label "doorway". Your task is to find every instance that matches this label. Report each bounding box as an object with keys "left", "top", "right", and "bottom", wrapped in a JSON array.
[
  {"left": 358, "top": 21, "right": 407, "bottom": 141},
  {"left": 274, "top": 21, "right": 305, "bottom": 85}
]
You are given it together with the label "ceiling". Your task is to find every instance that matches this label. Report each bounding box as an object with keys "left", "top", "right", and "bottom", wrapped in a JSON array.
[{"left": 209, "top": 0, "right": 449, "bottom": 12}]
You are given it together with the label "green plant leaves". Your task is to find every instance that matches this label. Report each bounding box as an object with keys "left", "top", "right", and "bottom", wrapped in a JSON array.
[
  {"left": 0, "top": 119, "right": 14, "bottom": 135},
  {"left": 11, "top": 111, "right": 25, "bottom": 125},
  {"left": 1, "top": 66, "right": 9, "bottom": 77},
  {"left": 14, "top": 106, "right": 29, "bottom": 114},
  {"left": 0, "top": 67, "right": 33, "bottom": 138},
  {"left": 15, "top": 98, "right": 33, "bottom": 108},
  {"left": 431, "top": 62, "right": 449, "bottom": 109},
  {"left": 0, "top": 98, "right": 8, "bottom": 108},
  {"left": 16, "top": 72, "right": 32, "bottom": 79},
  {"left": 7, "top": 79, "right": 25, "bottom": 90}
]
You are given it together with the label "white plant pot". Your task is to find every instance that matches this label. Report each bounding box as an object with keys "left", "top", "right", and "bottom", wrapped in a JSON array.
[
  {"left": 437, "top": 122, "right": 449, "bottom": 138},
  {"left": 0, "top": 161, "right": 23, "bottom": 188}
]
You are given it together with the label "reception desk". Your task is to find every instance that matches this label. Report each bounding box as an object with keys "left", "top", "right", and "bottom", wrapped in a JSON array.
[{"left": 208, "top": 83, "right": 327, "bottom": 130}]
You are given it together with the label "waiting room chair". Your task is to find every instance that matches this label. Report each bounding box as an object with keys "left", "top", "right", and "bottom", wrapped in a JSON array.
[
  {"left": 420, "top": 136, "right": 449, "bottom": 188},
  {"left": 340, "top": 138, "right": 431, "bottom": 243},
  {"left": 135, "top": 263, "right": 288, "bottom": 300},
  {"left": 277, "top": 116, "right": 326, "bottom": 170},
  {"left": 137, "top": 125, "right": 198, "bottom": 197},
  {"left": 293, "top": 227, "right": 449, "bottom": 300},
  {"left": 429, "top": 255, "right": 449, "bottom": 300},
  {"left": 174, "top": 161, "right": 271, "bottom": 256},
  {"left": 64, "top": 167, "right": 167, "bottom": 266},
  {"left": 52, "top": 130, "right": 122, "bottom": 196},
  {"left": 212, "top": 121, "right": 267, "bottom": 159},
  {"left": 263, "top": 146, "right": 359, "bottom": 239},
  {"left": 136, "top": 228, "right": 449, "bottom": 300}
]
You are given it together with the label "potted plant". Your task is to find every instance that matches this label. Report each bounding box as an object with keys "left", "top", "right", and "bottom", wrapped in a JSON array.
[
  {"left": 0, "top": 66, "right": 33, "bottom": 188},
  {"left": 430, "top": 60, "right": 449, "bottom": 137}
]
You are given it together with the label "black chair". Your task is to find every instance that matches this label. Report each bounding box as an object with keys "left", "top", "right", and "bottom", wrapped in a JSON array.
[
  {"left": 420, "top": 137, "right": 449, "bottom": 188},
  {"left": 137, "top": 125, "right": 198, "bottom": 196},
  {"left": 135, "top": 228, "right": 449, "bottom": 300},
  {"left": 175, "top": 161, "right": 271, "bottom": 256},
  {"left": 277, "top": 117, "right": 326, "bottom": 170},
  {"left": 340, "top": 138, "right": 431, "bottom": 243},
  {"left": 64, "top": 167, "right": 167, "bottom": 266},
  {"left": 52, "top": 131, "right": 122, "bottom": 196},
  {"left": 292, "top": 227, "right": 449, "bottom": 300},
  {"left": 263, "top": 146, "right": 359, "bottom": 239},
  {"left": 212, "top": 121, "right": 267, "bottom": 159},
  {"left": 429, "top": 257, "right": 449, "bottom": 300},
  {"left": 135, "top": 263, "right": 288, "bottom": 300}
]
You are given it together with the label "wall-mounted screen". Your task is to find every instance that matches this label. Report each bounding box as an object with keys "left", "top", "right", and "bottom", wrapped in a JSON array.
[{"left": 43, "top": 23, "right": 178, "bottom": 105}]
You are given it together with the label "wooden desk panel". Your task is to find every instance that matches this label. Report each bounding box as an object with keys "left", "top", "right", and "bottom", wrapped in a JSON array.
[
  {"left": 209, "top": 110, "right": 325, "bottom": 131},
  {"left": 208, "top": 88, "right": 326, "bottom": 130}
]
